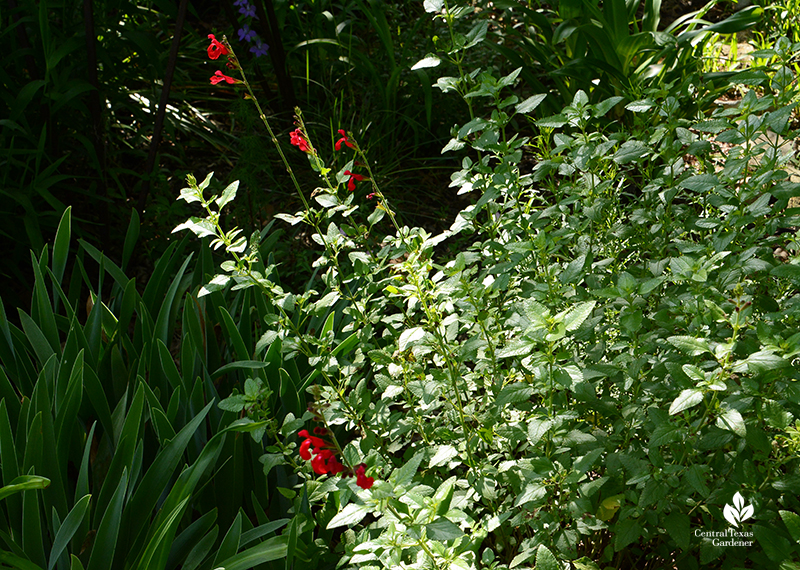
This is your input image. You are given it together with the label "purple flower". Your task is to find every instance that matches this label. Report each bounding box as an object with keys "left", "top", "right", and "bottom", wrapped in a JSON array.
[
  {"left": 239, "top": 2, "right": 257, "bottom": 18},
  {"left": 250, "top": 39, "right": 269, "bottom": 57},
  {"left": 238, "top": 25, "right": 257, "bottom": 42},
  {"left": 233, "top": 0, "right": 248, "bottom": 5}
]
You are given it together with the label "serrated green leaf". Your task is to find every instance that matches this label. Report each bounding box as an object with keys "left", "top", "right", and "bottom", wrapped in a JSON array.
[
  {"left": 516, "top": 94, "right": 547, "bottom": 115},
  {"left": 669, "top": 389, "right": 704, "bottom": 415},
  {"left": 781, "top": 510, "right": 800, "bottom": 544},
  {"left": 614, "top": 518, "right": 643, "bottom": 551},
  {"left": 667, "top": 336, "right": 711, "bottom": 356},
  {"left": 663, "top": 511, "right": 690, "bottom": 550},
  {"left": 392, "top": 451, "right": 424, "bottom": 487},
  {"left": 560, "top": 301, "right": 596, "bottom": 331},
  {"left": 429, "top": 445, "right": 459, "bottom": 468},
  {"left": 527, "top": 418, "right": 553, "bottom": 446},
  {"left": 398, "top": 327, "right": 426, "bottom": 351},
  {"left": 426, "top": 518, "right": 464, "bottom": 541},
  {"left": 497, "top": 383, "right": 533, "bottom": 408},
  {"left": 716, "top": 407, "right": 746, "bottom": 437},
  {"left": 216, "top": 180, "right": 239, "bottom": 209},
  {"left": 534, "top": 544, "right": 560, "bottom": 570},
  {"left": 327, "top": 503, "right": 372, "bottom": 528}
]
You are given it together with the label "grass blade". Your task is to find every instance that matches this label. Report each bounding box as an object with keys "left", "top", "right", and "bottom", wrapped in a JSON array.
[
  {"left": 86, "top": 470, "right": 128, "bottom": 570},
  {"left": 47, "top": 494, "right": 90, "bottom": 570}
]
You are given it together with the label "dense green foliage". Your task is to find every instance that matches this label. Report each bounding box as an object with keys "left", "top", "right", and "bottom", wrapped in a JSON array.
[
  {"left": 0, "top": 211, "right": 299, "bottom": 568},
  {"left": 3, "top": 0, "right": 800, "bottom": 569}
]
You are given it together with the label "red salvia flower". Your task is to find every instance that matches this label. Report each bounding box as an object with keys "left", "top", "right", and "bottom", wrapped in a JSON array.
[
  {"left": 298, "top": 429, "right": 328, "bottom": 449},
  {"left": 210, "top": 70, "right": 238, "bottom": 85},
  {"left": 335, "top": 129, "right": 355, "bottom": 151},
  {"left": 296, "top": 426, "right": 375, "bottom": 488},
  {"left": 299, "top": 438, "right": 313, "bottom": 460},
  {"left": 207, "top": 34, "right": 230, "bottom": 60},
  {"left": 311, "top": 448, "right": 345, "bottom": 475},
  {"left": 355, "top": 463, "right": 374, "bottom": 490},
  {"left": 344, "top": 170, "right": 364, "bottom": 192},
  {"left": 290, "top": 128, "right": 310, "bottom": 152}
]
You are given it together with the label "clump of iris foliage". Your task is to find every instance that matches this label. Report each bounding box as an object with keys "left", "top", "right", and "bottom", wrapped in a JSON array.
[{"left": 2, "top": 1, "right": 800, "bottom": 570}]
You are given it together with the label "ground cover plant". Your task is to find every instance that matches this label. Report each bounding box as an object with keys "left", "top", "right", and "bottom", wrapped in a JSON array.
[{"left": 3, "top": 1, "right": 800, "bottom": 569}]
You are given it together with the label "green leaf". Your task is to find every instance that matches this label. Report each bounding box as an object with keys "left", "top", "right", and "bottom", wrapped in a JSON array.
[
  {"left": 781, "top": 510, "right": 800, "bottom": 544},
  {"left": 515, "top": 482, "right": 547, "bottom": 506},
  {"left": 426, "top": 518, "right": 464, "bottom": 541},
  {"left": 214, "top": 536, "right": 288, "bottom": 570},
  {"left": 172, "top": 217, "right": 216, "bottom": 238},
  {"left": 48, "top": 495, "right": 91, "bottom": 570},
  {"left": 754, "top": 523, "right": 794, "bottom": 562},
  {"left": 0, "top": 475, "right": 50, "bottom": 502},
  {"left": 398, "top": 327, "right": 426, "bottom": 351},
  {"left": 732, "top": 350, "right": 789, "bottom": 374},
  {"left": 594, "top": 96, "right": 624, "bottom": 117},
  {"left": 663, "top": 511, "right": 690, "bottom": 550},
  {"left": 536, "top": 114, "right": 567, "bottom": 128},
  {"left": 515, "top": 94, "right": 547, "bottom": 115},
  {"left": 613, "top": 140, "right": 649, "bottom": 164},
  {"left": 559, "top": 301, "right": 596, "bottom": 331},
  {"left": 212, "top": 360, "right": 269, "bottom": 379},
  {"left": 122, "top": 209, "right": 140, "bottom": 270},
  {"left": 216, "top": 180, "right": 239, "bottom": 210},
  {"left": 497, "top": 383, "right": 534, "bottom": 408},
  {"left": 213, "top": 512, "right": 243, "bottom": 568},
  {"left": 527, "top": 419, "right": 553, "bottom": 446},
  {"left": 680, "top": 173, "right": 719, "bottom": 192},
  {"left": 411, "top": 55, "right": 441, "bottom": 70},
  {"left": 716, "top": 407, "right": 746, "bottom": 437},
  {"left": 52, "top": 207, "right": 72, "bottom": 287},
  {"left": 153, "top": 253, "right": 193, "bottom": 347},
  {"left": 667, "top": 335, "right": 711, "bottom": 356},
  {"left": 392, "top": 451, "right": 424, "bottom": 487},
  {"left": 0, "top": 551, "right": 45, "bottom": 570},
  {"left": 423, "top": 0, "right": 444, "bottom": 12},
  {"left": 669, "top": 389, "right": 704, "bottom": 415},
  {"left": 327, "top": 503, "right": 372, "bottom": 528},
  {"left": 626, "top": 99, "right": 655, "bottom": 112},
  {"left": 18, "top": 311, "right": 55, "bottom": 366},
  {"left": 132, "top": 496, "right": 190, "bottom": 570},
  {"left": 614, "top": 518, "right": 642, "bottom": 551},
  {"left": 125, "top": 401, "right": 213, "bottom": 543},
  {"left": 429, "top": 445, "right": 459, "bottom": 468},
  {"left": 218, "top": 395, "right": 246, "bottom": 412},
  {"left": 86, "top": 470, "right": 128, "bottom": 570},
  {"left": 534, "top": 544, "right": 560, "bottom": 570}
]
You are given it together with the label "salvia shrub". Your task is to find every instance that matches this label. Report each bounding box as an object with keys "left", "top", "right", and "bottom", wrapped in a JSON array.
[{"left": 165, "top": 13, "right": 800, "bottom": 570}]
